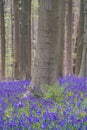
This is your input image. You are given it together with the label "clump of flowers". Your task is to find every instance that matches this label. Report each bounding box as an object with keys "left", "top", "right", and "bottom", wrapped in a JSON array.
[{"left": 0, "top": 75, "right": 87, "bottom": 130}]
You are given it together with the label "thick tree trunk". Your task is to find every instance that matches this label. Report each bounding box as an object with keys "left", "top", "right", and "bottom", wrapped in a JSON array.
[{"left": 30, "top": 0, "right": 60, "bottom": 93}]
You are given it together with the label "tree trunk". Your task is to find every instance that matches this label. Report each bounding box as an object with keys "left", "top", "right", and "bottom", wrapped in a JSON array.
[
  {"left": 72, "top": 1, "right": 80, "bottom": 74},
  {"left": 75, "top": 0, "right": 84, "bottom": 76},
  {"left": 13, "top": 0, "right": 20, "bottom": 79},
  {"left": 64, "top": 0, "right": 73, "bottom": 76},
  {"left": 26, "top": 0, "right": 31, "bottom": 79},
  {"left": 57, "top": 0, "right": 65, "bottom": 77},
  {"left": 20, "top": 0, "right": 31, "bottom": 79},
  {"left": 30, "top": 0, "right": 61, "bottom": 93},
  {"left": 79, "top": 0, "right": 87, "bottom": 77},
  {"left": 11, "top": 0, "right": 15, "bottom": 78},
  {"left": 0, "top": 0, "right": 6, "bottom": 80}
]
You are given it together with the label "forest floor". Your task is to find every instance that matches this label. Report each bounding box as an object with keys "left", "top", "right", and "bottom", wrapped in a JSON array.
[{"left": 0, "top": 76, "right": 87, "bottom": 130}]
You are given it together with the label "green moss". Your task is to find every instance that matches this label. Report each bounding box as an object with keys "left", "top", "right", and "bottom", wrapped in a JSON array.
[{"left": 43, "top": 83, "right": 65, "bottom": 104}]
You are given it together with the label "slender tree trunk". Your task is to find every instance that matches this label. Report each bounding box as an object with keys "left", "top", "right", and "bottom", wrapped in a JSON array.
[
  {"left": 57, "top": 0, "right": 65, "bottom": 77},
  {"left": 30, "top": 0, "right": 60, "bottom": 93},
  {"left": 0, "top": 0, "right": 6, "bottom": 80},
  {"left": 72, "top": 0, "right": 80, "bottom": 74},
  {"left": 79, "top": 0, "right": 87, "bottom": 77},
  {"left": 64, "top": 0, "right": 73, "bottom": 76},
  {"left": 26, "top": 0, "right": 31, "bottom": 79},
  {"left": 20, "top": 0, "right": 31, "bottom": 79},
  {"left": 0, "top": 3, "right": 1, "bottom": 80},
  {"left": 31, "top": 0, "right": 39, "bottom": 76},
  {"left": 75, "top": 0, "right": 84, "bottom": 76},
  {"left": 11, "top": 0, "right": 15, "bottom": 78},
  {"left": 13, "top": 0, "right": 20, "bottom": 79}
]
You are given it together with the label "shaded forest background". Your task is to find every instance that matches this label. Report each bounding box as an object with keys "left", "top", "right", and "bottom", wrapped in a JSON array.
[{"left": 0, "top": 0, "right": 86, "bottom": 87}]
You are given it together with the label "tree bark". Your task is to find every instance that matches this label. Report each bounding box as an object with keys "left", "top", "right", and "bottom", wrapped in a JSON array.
[
  {"left": 79, "top": 0, "right": 87, "bottom": 77},
  {"left": 0, "top": 0, "right": 6, "bottom": 80},
  {"left": 57, "top": 0, "right": 65, "bottom": 77},
  {"left": 26, "top": 0, "right": 31, "bottom": 79},
  {"left": 75, "top": 0, "right": 84, "bottom": 76},
  {"left": 20, "top": 0, "right": 31, "bottom": 79},
  {"left": 64, "top": 0, "right": 73, "bottom": 76},
  {"left": 30, "top": 0, "right": 61, "bottom": 93},
  {"left": 13, "top": 0, "right": 20, "bottom": 79}
]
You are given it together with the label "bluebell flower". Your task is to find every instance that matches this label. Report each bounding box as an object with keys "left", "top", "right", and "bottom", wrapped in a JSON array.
[
  {"left": 83, "top": 116, "right": 87, "bottom": 122},
  {"left": 41, "top": 122, "right": 48, "bottom": 129},
  {"left": 59, "top": 119, "right": 65, "bottom": 127}
]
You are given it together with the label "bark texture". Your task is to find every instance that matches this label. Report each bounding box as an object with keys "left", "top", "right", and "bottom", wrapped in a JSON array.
[
  {"left": 13, "top": 0, "right": 20, "bottom": 79},
  {"left": 75, "top": 0, "right": 84, "bottom": 76},
  {"left": 79, "top": 0, "right": 87, "bottom": 77},
  {"left": 57, "top": 0, "right": 65, "bottom": 77},
  {"left": 20, "top": 0, "right": 31, "bottom": 79},
  {"left": 30, "top": 0, "right": 61, "bottom": 92},
  {"left": 75, "top": 0, "right": 87, "bottom": 77},
  {"left": 0, "top": 0, "right": 6, "bottom": 80},
  {"left": 64, "top": 0, "right": 73, "bottom": 76}
]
